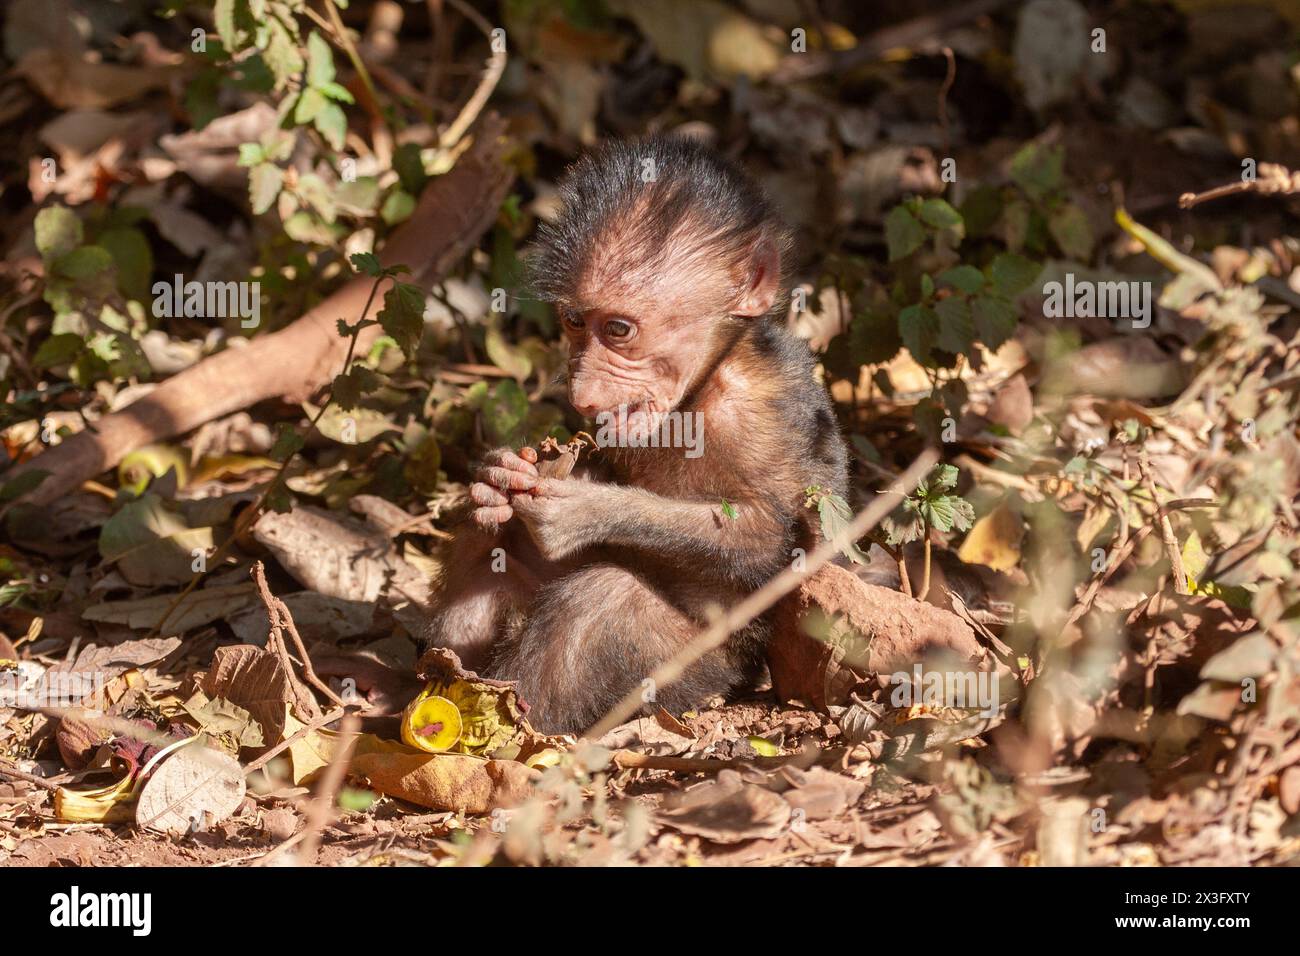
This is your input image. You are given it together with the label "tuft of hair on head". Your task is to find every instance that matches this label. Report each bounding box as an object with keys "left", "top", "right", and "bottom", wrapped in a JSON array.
[{"left": 530, "top": 134, "right": 791, "bottom": 317}]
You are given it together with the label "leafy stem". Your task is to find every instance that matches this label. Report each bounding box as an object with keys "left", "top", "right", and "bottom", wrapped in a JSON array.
[{"left": 148, "top": 256, "right": 415, "bottom": 637}]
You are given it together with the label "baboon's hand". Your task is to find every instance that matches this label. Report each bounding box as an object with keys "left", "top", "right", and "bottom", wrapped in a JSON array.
[{"left": 470, "top": 447, "right": 539, "bottom": 530}]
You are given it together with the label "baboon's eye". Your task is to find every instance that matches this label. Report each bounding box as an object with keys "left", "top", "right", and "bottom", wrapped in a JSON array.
[
  {"left": 604, "top": 318, "right": 634, "bottom": 342},
  {"left": 562, "top": 312, "right": 586, "bottom": 332}
]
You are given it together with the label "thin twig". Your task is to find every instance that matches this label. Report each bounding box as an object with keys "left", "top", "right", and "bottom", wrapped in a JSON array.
[
  {"left": 612, "top": 748, "right": 824, "bottom": 774},
  {"left": 1137, "top": 453, "right": 1187, "bottom": 594},
  {"left": 585, "top": 448, "right": 940, "bottom": 738},
  {"left": 298, "top": 713, "right": 360, "bottom": 864},
  {"left": 0, "top": 761, "right": 61, "bottom": 792},
  {"left": 1179, "top": 162, "right": 1300, "bottom": 209},
  {"left": 244, "top": 705, "right": 348, "bottom": 776},
  {"left": 439, "top": 0, "right": 506, "bottom": 149},
  {"left": 317, "top": 0, "right": 385, "bottom": 123},
  {"left": 937, "top": 46, "right": 956, "bottom": 158},
  {"left": 253, "top": 561, "right": 344, "bottom": 709}
]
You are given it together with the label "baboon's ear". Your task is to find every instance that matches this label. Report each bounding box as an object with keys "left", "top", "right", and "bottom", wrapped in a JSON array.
[{"left": 731, "top": 236, "right": 781, "bottom": 317}]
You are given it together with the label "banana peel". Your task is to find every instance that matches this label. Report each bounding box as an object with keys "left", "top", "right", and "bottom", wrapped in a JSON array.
[
  {"left": 117, "top": 444, "right": 189, "bottom": 495},
  {"left": 269, "top": 650, "right": 558, "bottom": 813},
  {"left": 339, "top": 648, "right": 565, "bottom": 812},
  {"left": 410, "top": 647, "right": 530, "bottom": 757},
  {"left": 401, "top": 691, "right": 463, "bottom": 752},
  {"left": 54, "top": 773, "right": 137, "bottom": 824}
]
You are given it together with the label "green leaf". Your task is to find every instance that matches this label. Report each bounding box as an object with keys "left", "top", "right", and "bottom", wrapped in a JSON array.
[
  {"left": 918, "top": 198, "right": 962, "bottom": 229},
  {"left": 1009, "top": 142, "right": 1064, "bottom": 203},
  {"left": 937, "top": 265, "right": 984, "bottom": 294},
  {"left": 885, "top": 205, "right": 925, "bottom": 262},
  {"left": 920, "top": 494, "right": 975, "bottom": 533},
  {"left": 1048, "top": 202, "right": 1094, "bottom": 261},
  {"left": 934, "top": 296, "right": 974, "bottom": 355},
  {"left": 817, "top": 492, "right": 869, "bottom": 564},
  {"left": 380, "top": 188, "right": 415, "bottom": 225},
  {"left": 293, "top": 86, "right": 326, "bottom": 125},
  {"left": 920, "top": 273, "right": 935, "bottom": 299},
  {"left": 248, "top": 162, "right": 283, "bottom": 215},
  {"left": 99, "top": 227, "right": 153, "bottom": 302},
  {"left": 987, "top": 253, "right": 1039, "bottom": 296},
  {"left": 316, "top": 81, "right": 354, "bottom": 103},
  {"left": 270, "top": 425, "right": 306, "bottom": 462},
  {"left": 263, "top": 18, "right": 304, "bottom": 90},
  {"left": 721, "top": 499, "right": 739, "bottom": 521},
  {"left": 972, "top": 295, "right": 1018, "bottom": 350},
  {"left": 923, "top": 463, "right": 961, "bottom": 495},
  {"left": 283, "top": 211, "right": 338, "bottom": 245},
  {"left": 847, "top": 308, "right": 902, "bottom": 367},
  {"left": 295, "top": 173, "right": 336, "bottom": 222},
  {"left": 306, "top": 30, "right": 336, "bottom": 87},
  {"left": 378, "top": 282, "right": 425, "bottom": 359},
  {"left": 53, "top": 245, "right": 112, "bottom": 280},
  {"left": 485, "top": 325, "right": 533, "bottom": 381},
  {"left": 236, "top": 142, "right": 264, "bottom": 167},
  {"left": 1000, "top": 197, "right": 1031, "bottom": 252},
  {"left": 264, "top": 483, "right": 293, "bottom": 514},
  {"left": 898, "top": 303, "right": 939, "bottom": 365},
  {"left": 882, "top": 498, "right": 924, "bottom": 547},
  {"left": 350, "top": 252, "right": 382, "bottom": 277},
  {"left": 33, "top": 333, "right": 83, "bottom": 369},
  {"left": 313, "top": 101, "right": 348, "bottom": 151},
  {"left": 331, "top": 366, "right": 382, "bottom": 411},
  {"left": 213, "top": 0, "right": 243, "bottom": 50},
  {"left": 481, "top": 379, "right": 529, "bottom": 447},
  {"left": 959, "top": 185, "right": 1003, "bottom": 237},
  {"left": 335, "top": 176, "right": 381, "bottom": 215},
  {"left": 34, "top": 206, "right": 83, "bottom": 261}
]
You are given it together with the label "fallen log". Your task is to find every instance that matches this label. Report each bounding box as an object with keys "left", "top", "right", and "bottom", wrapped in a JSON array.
[{"left": 4, "top": 115, "right": 513, "bottom": 507}]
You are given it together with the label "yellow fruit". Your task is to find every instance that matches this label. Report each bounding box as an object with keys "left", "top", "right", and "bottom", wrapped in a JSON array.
[
  {"left": 401, "top": 690, "right": 463, "bottom": 753},
  {"left": 117, "top": 445, "right": 189, "bottom": 495}
]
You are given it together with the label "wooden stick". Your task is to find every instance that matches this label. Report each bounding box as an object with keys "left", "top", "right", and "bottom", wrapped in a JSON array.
[
  {"left": 1137, "top": 454, "right": 1187, "bottom": 594},
  {"left": 298, "top": 714, "right": 360, "bottom": 864},
  {"left": 1, "top": 117, "right": 512, "bottom": 509},
  {"left": 585, "top": 448, "right": 940, "bottom": 738}
]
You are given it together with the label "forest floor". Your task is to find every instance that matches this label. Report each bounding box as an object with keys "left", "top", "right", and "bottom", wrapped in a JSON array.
[{"left": 2, "top": 0, "right": 1300, "bottom": 866}]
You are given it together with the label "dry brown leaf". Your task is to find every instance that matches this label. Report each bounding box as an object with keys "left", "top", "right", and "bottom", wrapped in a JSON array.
[
  {"left": 985, "top": 373, "right": 1035, "bottom": 434},
  {"left": 957, "top": 499, "right": 1025, "bottom": 571},
  {"left": 135, "top": 743, "right": 246, "bottom": 833},
  {"left": 774, "top": 766, "right": 867, "bottom": 822},
  {"left": 657, "top": 772, "right": 792, "bottom": 843},
  {"left": 351, "top": 751, "right": 537, "bottom": 814},
  {"left": 15, "top": 49, "right": 173, "bottom": 110},
  {"left": 81, "top": 584, "right": 256, "bottom": 632},
  {"left": 199, "top": 645, "right": 299, "bottom": 746},
  {"left": 253, "top": 505, "right": 429, "bottom": 604},
  {"left": 46, "top": 637, "right": 180, "bottom": 683}
]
